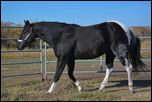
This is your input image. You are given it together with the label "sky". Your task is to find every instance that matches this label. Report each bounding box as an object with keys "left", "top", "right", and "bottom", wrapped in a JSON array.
[{"left": 1, "top": 1, "right": 151, "bottom": 26}]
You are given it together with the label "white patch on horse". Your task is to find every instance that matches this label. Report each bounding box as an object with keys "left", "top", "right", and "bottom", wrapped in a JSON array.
[
  {"left": 74, "top": 80, "right": 83, "bottom": 92},
  {"left": 107, "top": 20, "right": 132, "bottom": 45},
  {"left": 47, "top": 82, "right": 56, "bottom": 94},
  {"left": 18, "top": 40, "right": 23, "bottom": 42},
  {"left": 99, "top": 68, "right": 113, "bottom": 91}
]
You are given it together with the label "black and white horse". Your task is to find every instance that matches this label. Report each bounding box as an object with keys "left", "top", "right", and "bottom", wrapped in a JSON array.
[{"left": 17, "top": 20, "right": 147, "bottom": 95}]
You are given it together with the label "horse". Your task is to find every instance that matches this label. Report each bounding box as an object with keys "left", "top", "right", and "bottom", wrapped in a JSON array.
[{"left": 17, "top": 20, "right": 147, "bottom": 95}]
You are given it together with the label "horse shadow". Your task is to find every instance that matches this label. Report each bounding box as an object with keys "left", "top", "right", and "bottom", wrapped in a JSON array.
[
  {"left": 83, "top": 79, "right": 151, "bottom": 92},
  {"left": 83, "top": 88, "right": 99, "bottom": 92},
  {"left": 109, "top": 79, "right": 151, "bottom": 88}
]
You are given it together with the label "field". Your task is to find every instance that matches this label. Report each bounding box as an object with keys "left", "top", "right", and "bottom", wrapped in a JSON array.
[
  {"left": 1, "top": 71, "right": 151, "bottom": 101},
  {"left": 1, "top": 39, "right": 151, "bottom": 101}
]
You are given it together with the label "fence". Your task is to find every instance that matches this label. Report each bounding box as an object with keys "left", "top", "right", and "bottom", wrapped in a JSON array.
[
  {"left": 44, "top": 36, "right": 151, "bottom": 80},
  {"left": 1, "top": 26, "right": 43, "bottom": 80}
]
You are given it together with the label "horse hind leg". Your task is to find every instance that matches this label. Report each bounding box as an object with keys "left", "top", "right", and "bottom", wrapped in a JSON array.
[
  {"left": 99, "top": 50, "right": 115, "bottom": 91},
  {"left": 99, "top": 67, "right": 113, "bottom": 91},
  {"left": 117, "top": 46, "right": 134, "bottom": 94},
  {"left": 124, "top": 58, "right": 134, "bottom": 94}
]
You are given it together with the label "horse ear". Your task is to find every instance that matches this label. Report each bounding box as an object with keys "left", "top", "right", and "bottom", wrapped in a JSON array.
[{"left": 24, "top": 20, "right": 30, "bottom": 25}]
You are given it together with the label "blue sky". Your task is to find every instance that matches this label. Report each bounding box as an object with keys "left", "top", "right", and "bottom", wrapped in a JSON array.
[{"left": 1, "top": 1, "right": 151, "bottom": 26}]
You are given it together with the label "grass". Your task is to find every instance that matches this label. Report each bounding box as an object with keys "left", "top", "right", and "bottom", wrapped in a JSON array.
[{"left": 1, "top": 72, "right": 151, "bottom": 101}]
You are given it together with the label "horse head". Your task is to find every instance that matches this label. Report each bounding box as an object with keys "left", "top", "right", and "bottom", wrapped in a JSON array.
[{"left": 17, "top": 20, "right": 36, "bottom": 50}]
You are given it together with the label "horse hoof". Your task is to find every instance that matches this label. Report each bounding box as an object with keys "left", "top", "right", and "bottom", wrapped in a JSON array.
[
  {"left": 45, "top": 92, "right": 50, "bottom": 96},
  {"left": 129, "top": 90, "right": 134, "bottom": 94},
  {"left": 98, "top": 88, "right": 103, "bottom": 92},
  {"left": 79, "top": 90, "right": 83, "bottom": 93},
  {"left": 78, "top": 89, "right": 83, "bottom": 93},
  {"left": 98, "top": 89, "right": 103, "bottom": 92}
]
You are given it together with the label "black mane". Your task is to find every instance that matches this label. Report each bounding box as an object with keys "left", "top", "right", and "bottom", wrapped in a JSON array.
[{"left": 35, "top": 21, "right": 80, "bottom": 27}]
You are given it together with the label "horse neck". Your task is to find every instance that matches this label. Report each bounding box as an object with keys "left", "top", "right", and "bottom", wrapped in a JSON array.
[{"left": 33, "top": 23, "right": 63, "bottom": 47}]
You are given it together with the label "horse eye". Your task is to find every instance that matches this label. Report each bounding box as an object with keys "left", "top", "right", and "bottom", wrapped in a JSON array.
[
  {"left": 22, "top": 32, "right": 26, "bottom": 34},
  {"left": 22, "top": 30, "right": 27, "bottom": 34}
]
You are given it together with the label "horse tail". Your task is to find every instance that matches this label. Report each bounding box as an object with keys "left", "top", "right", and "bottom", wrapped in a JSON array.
[{"left": 128, "top": 28, "right": 148, "bottom": 72}]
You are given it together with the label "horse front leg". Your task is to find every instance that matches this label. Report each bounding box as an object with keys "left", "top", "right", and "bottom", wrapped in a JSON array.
[
  {"left": 67, "top": 59, "right": 83, "bottom": 92},
  {"left": 46, "top": 58, "right": 68, "bottom": 95}
]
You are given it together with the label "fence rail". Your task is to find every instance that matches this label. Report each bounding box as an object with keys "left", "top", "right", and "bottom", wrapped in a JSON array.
[
  {"left": 1, "top": 26, "right": 24, "bottom": 28},
  {"left": 1, "top": 37, "right": 43, "bottom": 80}
]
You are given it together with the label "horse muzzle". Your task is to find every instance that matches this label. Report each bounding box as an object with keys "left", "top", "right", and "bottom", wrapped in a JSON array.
[{"left": 17, "top": 40, "right": 25, "bottom": 50}]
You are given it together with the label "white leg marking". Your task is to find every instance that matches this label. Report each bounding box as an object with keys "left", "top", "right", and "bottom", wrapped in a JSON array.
[
  {"left": 125, "top": 58, "right": 134, "bottom": 93},
  {"left": 99, "top": 68, "right": 113, "bottom": 91},
  {"left": 74, "top": 80, "right": 83, "bottom": 92},
  {"left": 47, "top": 82, "right": 56, "bottom": 94}
]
